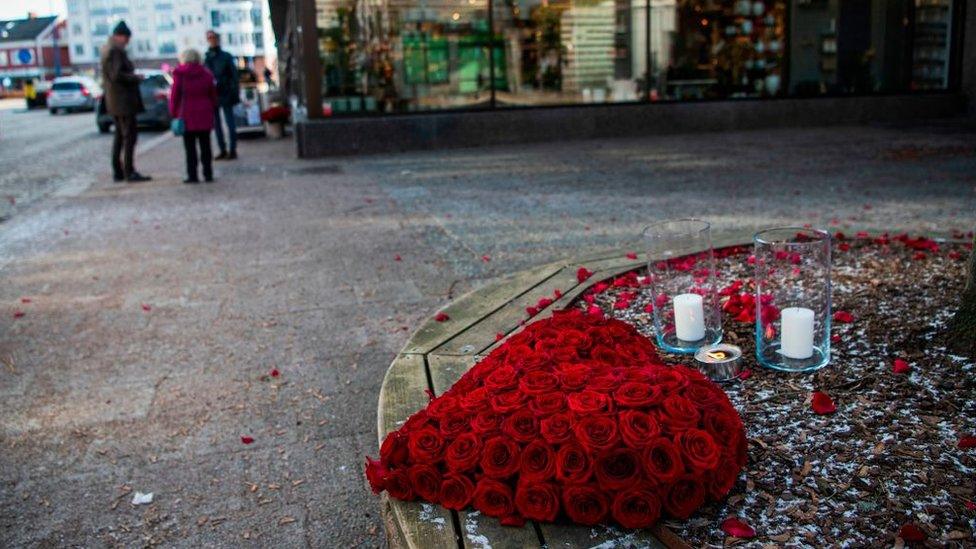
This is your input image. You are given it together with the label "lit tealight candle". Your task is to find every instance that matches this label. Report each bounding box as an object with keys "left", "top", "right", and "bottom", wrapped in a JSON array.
[
  {"left": 673, "top": 293, "right": 705, "bottom": 342},
  {"left": 780, "top": 307, "right": 815, "bottom": 359}
]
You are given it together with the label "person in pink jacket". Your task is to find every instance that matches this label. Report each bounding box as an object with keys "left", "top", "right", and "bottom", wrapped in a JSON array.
[{"left": 169, "top": 49, "right": 218, "bottom": 183}]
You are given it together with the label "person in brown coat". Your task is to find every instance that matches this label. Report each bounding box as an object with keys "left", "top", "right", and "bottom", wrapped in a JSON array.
[{"left": 101, "top": 21, "right": 150, "bottom": 182}]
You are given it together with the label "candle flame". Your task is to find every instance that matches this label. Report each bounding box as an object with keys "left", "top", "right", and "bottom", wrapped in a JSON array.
[{"left": 706, "top": 351, "right": 726, "bottom": 360}]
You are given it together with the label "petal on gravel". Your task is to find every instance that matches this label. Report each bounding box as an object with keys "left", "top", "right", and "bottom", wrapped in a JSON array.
[
  {"left": 721, "top": 517, "right": 756, "bottom": 538},
  {"left": 892, "top": 358, "right": 910, "bottom": 374},
  {"left": 811, "top": 391, "right": 837, "bottom": 415}
]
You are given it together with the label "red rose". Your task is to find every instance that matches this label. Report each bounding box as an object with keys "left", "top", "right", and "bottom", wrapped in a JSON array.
[
  {"left": 702, "top": 411, "right": 743, "bottom": 449},
  {"left": 380, "top": 431, "right": 409, "bottom": 465},
  {"left": 648, "top": 368, "right": 689, "bottom": 393},
  {"left": 556, "top": 363, "right": 591, "bottom": 390},
  {"left": 664, "top": 476, "right": 705, "bottom": 519},
  {"left": 706, "top": 453, "right": 739, "bottom": 500},
  {"left": 567, "top": 390, "right": 612, "bottom": 415},
  {"left": 515, "top": 482, "right": 560, "bottom": 522},
  {"left": 365, "top": 457, "right": 388, "bottom": 494},
  {"left": 445, "top": 432, "right": 482, "bottom": 472},
  {"left": 540, "top": 413, "right": 573, "bottom": 444},
  {"left": 675, "top": 428, "right": 720, "bottom": 473},
  {"left": 426, "top": 395, "right": 460, "bottom": 420},
  {"left": 659, "top": 394, "right": 700, "bottom": 432},
  {"left": 528, "top": 392, "right": 566, "bottom": 417},
  {"left": 594, "top": 448, "right": 642, "bottom": 491},
  {"left": 562, "top": 484, "right": 610, "bottom": 526},
  {"left": 519, "top": 370, "right": 559, "bottom": 395},
  {"left": 643, "top": 437, "right": 684, "bottom": 485},
  {"left": 439, "top": 414, "right": 471, "bottom": 438},
  {"left": 573, "top": 416, "right": 619, "bottom": 453},
  {"left": 471, "top": 410, "right": 504, "bottom": 436},
  {"left": 611, "top": 488, "right": 662, "bottom": 529},
  {"left": 408, "top": 427, "right": 445, "bottom": 463},
  {"left": 408, "top": 464, "right": 442, "bottom": 502},
  {"left": 439, "top": 473, "right": 475, "bottom": 510},
  {"left": 591, "top": 345, "right": 622, "bottom": 366},
  {"left": 618, "top": 410, "right": 661, "bottom": 449},
  {"left": 483, "top": 365, "right": 518, "bottom": 391},
  {"left": 385, "top": 468, "right": 415, "bottom": 501},
  {"left": 556, "top": 329, "right": 592, "bottom": 352},
  {"left": 683, "top": 380, "right": 725, "bottom": 412},
  {"left": 490, "top": 389, "right": 528, "bottom": 413},
  {"left": 586, "top": 374, "right": 620, "bottom": 393},
  {"left": 555, "top": 442, "right": 593, "bottom": 484},
  {"left": 613, "top": 382, "right": 664, "bottom": 408},
  {"left": 473, "top": 478, "right": 515, "bottom": 518},
  {"left": 501, "top": 409, "right": 540, "bottom": 443},
  {"left": 520, "top": 440, "right": 556, "bottom": 482},
  {"left": 480, "top": 436, "right": 522, "bottom": 479},
  {"left": 459, "top": 387, "right": 491, "bottom": 412}
]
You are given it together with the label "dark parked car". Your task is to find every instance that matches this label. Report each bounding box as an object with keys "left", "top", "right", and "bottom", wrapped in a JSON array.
[{"left": 96, "top": 69, "right": 172, "bottom": 133}]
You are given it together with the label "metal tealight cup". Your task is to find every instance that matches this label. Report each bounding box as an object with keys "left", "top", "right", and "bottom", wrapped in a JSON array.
[{"left": 694, "top": 344, "right": 743, "bottom": 382}]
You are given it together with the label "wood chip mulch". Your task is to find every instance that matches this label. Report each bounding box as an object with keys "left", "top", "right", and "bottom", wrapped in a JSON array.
[{"left": 578, "top": 234, "right": 976, "bottom": 547}]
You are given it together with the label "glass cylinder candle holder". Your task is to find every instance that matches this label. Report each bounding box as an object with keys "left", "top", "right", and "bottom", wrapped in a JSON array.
[
  {"left": 643, "top": 219, "right": 722, "bottom": 354},
  {"left": 753, "top": 227, "right": 832, "bottom": 372}
]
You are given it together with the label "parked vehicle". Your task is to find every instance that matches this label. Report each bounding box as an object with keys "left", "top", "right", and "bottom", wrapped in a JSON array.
[
  {"left": 47, "top": 76, "right": 101, "bottom": 114},
  {"left": 96, "top": 69, "right": 172, "bottom": 133}
]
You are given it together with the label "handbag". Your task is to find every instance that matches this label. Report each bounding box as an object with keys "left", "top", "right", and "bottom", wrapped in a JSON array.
[{"left": 170, "top": 76, "right": 185, "bottom": 136}]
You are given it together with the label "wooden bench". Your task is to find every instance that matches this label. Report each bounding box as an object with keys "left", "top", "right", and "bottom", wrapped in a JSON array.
[{"left": 376, "top": 233, "right": 755, "bottom": 548}]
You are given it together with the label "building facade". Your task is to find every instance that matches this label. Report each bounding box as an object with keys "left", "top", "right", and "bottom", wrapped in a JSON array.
[
  {"left": 65, "top": 0, "right": 267, "bottom": 69},
  {"left": 0, "top": 16, "right": 70, "bottom": 89}
]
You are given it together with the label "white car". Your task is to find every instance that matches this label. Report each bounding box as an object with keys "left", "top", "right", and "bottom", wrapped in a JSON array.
[{"left": 47, "top": 76, "right": 102, "bottom": 114}]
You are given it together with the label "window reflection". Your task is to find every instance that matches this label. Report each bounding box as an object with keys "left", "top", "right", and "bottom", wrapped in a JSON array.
[{"left": 311, "top": 0, "right": 958, "bottom": 113}]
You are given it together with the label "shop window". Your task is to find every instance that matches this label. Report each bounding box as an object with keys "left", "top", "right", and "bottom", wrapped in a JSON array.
[{"left": 315, "top": 0, "right": 492, "bottom": 114}]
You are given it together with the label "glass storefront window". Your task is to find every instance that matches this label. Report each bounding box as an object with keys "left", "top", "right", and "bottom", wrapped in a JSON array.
[
  {"left": 491, "top": 0, "right": 648, "bottom": 105},
  {"left": 310, "top": 0, "right": 960, "bottom": 114},
  {"left": 316, "top": 0, "right": 493, "bottom": 114}
]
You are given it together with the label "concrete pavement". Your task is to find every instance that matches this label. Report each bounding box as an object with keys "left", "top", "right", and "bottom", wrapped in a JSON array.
[{"left": 1, "top": 119, "right": 974, "bottom": 546}]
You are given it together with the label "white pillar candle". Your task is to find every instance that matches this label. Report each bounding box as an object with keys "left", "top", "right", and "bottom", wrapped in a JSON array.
[
  {"left": 780, "top": 307, "right": 815, "bottom": 359},
  {"left": 673, "top": 293, "right": 705, "bottom": 341}
]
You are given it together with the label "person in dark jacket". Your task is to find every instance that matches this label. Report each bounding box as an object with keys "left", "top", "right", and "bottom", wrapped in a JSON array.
[
  {"left": 101, "top": 21, "right": 150, "bottom": 182},
  {"left": 204, "top": 30, "right": 240, "bottom": 160},
  {"left": 170, "top": 49, "right": 218, "bottom": 183}
]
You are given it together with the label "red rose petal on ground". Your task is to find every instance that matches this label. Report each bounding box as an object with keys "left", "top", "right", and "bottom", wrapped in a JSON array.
[
  {"left": 553, "top": 289, "right": 562, "bottom": 299},
  {"left": 948, "top": 251, "right": 962, "bottom": 260},
  {"left": 13, "top": 310, "right": 25, "bottom": 318},
  {"left": 965, "top": 500, "right": 976, "bottom": 511},
  {"left": 495, "top": 332, "right": 504, "bottom": 341},
  {"left": 434, "top": 312, "right": 450, "bottom": 322},
  {"left": 626, "top": 252, "right": 638, "bottom": 260},
  {"left": 912, "top": 251, "right": 927, "bottom": 261},
  {"left": 643, "top": 303, "right": 654, "bottom": 314},
  {"left": 394, "top": 254, "right": 402, "bottom": 262},
  {"left": 838, "top": 242, "right": 851, "bottom": 252},
  {"left": 481, "top": 255, "right": 491, "bottom": 262},
  {"left": 241, "top": 436, "right": 255, "bottom": 444},
  {"left": 746, "top": 255, "right": 756, "bottom": 265},
  {"left": 525, "top": 306, "right": 539, "bottom": 317},
  {"left": 833, "top": 311, "right": 854, "bottom": 323},
  {"left": 20, "top": 298, "right": 31, "bottom": 304},
  {"left": 899, "top": 523, "right": 926, "bottom": 542},
  {"left": 576, "top": 267, "right": 594, "bottom": 283},
  {"left": 721, "top": 517, "right": 756, "bottom": 538},
  {"left": 586, "top": 305, "right": 603, "bottom": 317},
  {"left": 738, "top": 369, "right": 752, "bottom": 380},
  {"left": 959, "top": 436, "right": 976, "bottom": 449},
  {"left": 811, "top": 391, "right": 837, "bottom": 415},
  {"left": 830, "top": 334, "right": 842, "bottom": 344},
  {"left": 892, "top": 358, "right": 910, "bottom": 375},
  {"left": 141, "top": 304, "right": 151, "bottom": 312},
  {"left": 270, "top": 368, "right": 280, "bottom": 378}
]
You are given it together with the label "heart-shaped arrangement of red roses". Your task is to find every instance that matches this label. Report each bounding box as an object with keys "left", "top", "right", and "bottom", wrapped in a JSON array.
[{"left": 366, "top": 308, "right": 746, "bottom": 529}]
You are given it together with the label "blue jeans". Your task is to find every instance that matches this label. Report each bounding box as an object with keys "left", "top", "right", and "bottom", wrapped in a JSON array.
[{"left": 213, "top": 103, "right": 237, "bottom": 154}]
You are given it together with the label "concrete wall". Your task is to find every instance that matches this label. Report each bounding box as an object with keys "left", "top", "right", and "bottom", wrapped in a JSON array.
[{"left": 295, "top": 92, "right": 965, "bottom": 157}]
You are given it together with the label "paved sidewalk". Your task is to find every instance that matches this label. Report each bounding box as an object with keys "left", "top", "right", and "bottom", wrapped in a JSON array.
[{"left": 1, "top": 120, "right": 974, "bottom": 547}]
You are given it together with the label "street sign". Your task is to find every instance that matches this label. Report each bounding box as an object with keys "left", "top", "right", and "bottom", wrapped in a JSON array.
[{"left": 17, "top": 48, "right": 33, "bottom": 65}]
